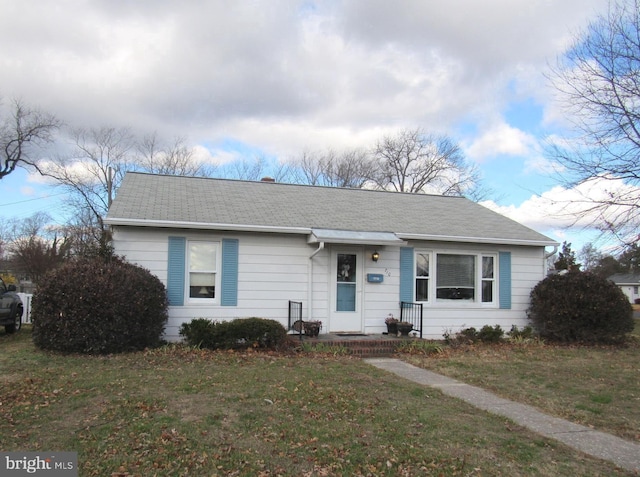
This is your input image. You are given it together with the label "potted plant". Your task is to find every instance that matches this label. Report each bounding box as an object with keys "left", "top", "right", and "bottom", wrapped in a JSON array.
[
  {"left": 385, "top": 314, "right": 399, "bottom": 335},
  {"left": 397, "top": 321, "right": 413, "bottom": 336},
  {"left": 303, "top": 320, "right": 322, "bottom": 337}
]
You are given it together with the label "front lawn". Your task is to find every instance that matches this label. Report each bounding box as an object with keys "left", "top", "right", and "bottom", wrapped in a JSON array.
[
  {"left": 402, "top": 320, "right": 640, "bottom": 443},
  {"left": 0, "top": 327, "right": 635, "bottom": 476}
]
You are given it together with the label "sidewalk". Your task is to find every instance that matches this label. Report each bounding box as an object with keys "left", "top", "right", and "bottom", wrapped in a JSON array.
[{"left": 365, "top": 358, "right": 640, "bottom": 474}]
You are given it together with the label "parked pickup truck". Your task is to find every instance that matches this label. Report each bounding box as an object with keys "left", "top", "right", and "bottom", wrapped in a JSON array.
[{"left": 0, "top": 277, "right": 23, "bottom": 333}]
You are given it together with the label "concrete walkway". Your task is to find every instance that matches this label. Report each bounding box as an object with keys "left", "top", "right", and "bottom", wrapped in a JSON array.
[{"left": 365, "top": 358, "right": 640, "bottom": 474}]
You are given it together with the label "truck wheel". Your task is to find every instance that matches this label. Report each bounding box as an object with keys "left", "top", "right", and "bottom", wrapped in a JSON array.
[{"left": 5, "top": 306, "right": 22, "bottom": 334}]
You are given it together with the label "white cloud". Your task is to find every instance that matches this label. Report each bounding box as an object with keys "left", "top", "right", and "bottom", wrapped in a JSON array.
[
  {"left": 0, "top": 0, "right": 610, "bottom": 155},
  {"left": 523, "top": 155, "right": 564, "bottom": 175},
  {"left": 19, "top": 185, "right": 36, "bottom": 196},
  {"left": 464, "top": 122, "right": 538, "bottom": 162},
  {"left": 481, "top": 176, "right": 640, "bottom": 239},
  {"left": 0, "top": 0, "right": 617, "bottom": 233}
]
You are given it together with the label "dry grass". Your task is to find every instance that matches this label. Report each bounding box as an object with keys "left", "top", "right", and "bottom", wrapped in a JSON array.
[
  {"left": 1, "top": 327, "right": 635, "bottom": 476},
  {"left": 401, "top": 320, "right": 640, "bottom": 443}
]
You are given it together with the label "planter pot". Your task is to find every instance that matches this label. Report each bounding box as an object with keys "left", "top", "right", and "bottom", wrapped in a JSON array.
[
  {"left": 303, "top": 323, "right": 321, "bottom": 337},
  {"left": 386, "top": 323, "right": 398, "bottom": 335},
  {"left": 397, "top": 323, "right": 413, "bottom": 336}
]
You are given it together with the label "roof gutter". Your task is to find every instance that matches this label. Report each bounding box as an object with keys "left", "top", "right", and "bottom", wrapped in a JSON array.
[
  {"left": 104, "top": 217, "right": 310, "bottom": 235},
  {"left": 396, "top": 233, "right": 559, "bottom": 248},
  {"left": 105, "top": 218, "right": 558, "bottom": 248},
  {"left": 544, "top": 245, "right": 559, "bottom": 260}
]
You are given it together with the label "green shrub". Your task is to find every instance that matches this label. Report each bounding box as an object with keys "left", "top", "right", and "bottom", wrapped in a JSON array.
[
  {"left": 508, "top": 325, "right": 535, "bottom": 340},
  {"left": 443, "top": 327, "right": 474, "bottom": 345},
  {"left": 178, "top": 318, "right": 218, "bottom": 348},
  {"left": 32, "top": 256, "right": 168, "bottom": 354},
  {"left": 528, "top": 271, "right": 634, "bottom": 343},
  {"left": 477, "top": 325, "right": 504, "bottom": 343},
  {"left": 444, "top": 325, "right": 504, "bottom": 345},
  {"left": 458, "top": 327, "right": 478, "bottom": 343},
  {"left": 179, "top": 317, "right": 288, "bottom": 350}
]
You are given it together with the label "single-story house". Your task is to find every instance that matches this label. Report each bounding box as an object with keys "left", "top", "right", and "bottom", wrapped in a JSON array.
[
  {"left": 105, "top": 172, "right": 559, "bottom": 341},
  {"left": 608, "top": 273, "right": 640, "bottom": 303}
]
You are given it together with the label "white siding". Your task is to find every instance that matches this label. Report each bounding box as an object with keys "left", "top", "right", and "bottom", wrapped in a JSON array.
[
  {"left": 362, "top": 246, "right": 401, "bottom": 333},
  {"left": 112, "top": 227, "right": 547, "bottom": 341},
  {"left": 113, "top": 227, "right": 315, "bottom": 340},
  {"left": 618, "top": 285, "right": 640, "bottom": 303}
]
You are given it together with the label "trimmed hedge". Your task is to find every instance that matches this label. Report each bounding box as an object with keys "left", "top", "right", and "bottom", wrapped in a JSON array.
[
  {"left": 32, "top": 257, "right": 168, "bottom": 354},
  {"left": 528, "top": 271, "right": 633, "bottom": 343},
  {"left": 180, "top": 317, "right": 288, "bottom": 350}
]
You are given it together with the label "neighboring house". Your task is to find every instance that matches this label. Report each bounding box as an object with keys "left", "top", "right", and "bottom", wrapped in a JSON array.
[
  {"left": 105, "top": 172, "right": 558, "bottom": 341},
  {"left": 608, "top": 274, "right": 640, "bottom": 303}
]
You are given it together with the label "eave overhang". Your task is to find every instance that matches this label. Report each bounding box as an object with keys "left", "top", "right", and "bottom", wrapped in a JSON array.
[
  {"left": 105, "top": 218, "right": 558, "bottom": 248},
  {"left": 307, "top": 229, "right": 406, "bottom": 246}
]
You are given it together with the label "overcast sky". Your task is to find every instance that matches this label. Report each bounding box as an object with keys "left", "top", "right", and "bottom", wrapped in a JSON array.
[{"left": 0, "top": 0, "right": 615, "bottom": 250}]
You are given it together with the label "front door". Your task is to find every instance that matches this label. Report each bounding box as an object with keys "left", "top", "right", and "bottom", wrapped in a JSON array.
[{"left": 330, "top": 249, "right": 363, "bottom": 332}]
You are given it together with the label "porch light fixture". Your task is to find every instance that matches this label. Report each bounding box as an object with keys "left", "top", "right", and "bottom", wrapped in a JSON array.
[{"left": 372, "top": 251, "right": 380, "bottom": 262}]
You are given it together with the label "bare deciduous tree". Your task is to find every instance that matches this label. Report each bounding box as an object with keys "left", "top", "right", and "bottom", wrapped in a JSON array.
[
  {"left": 289, "top": 149, "right": 374, "bottom": 188},
  {"left": 0, "top": 98, "right": 60, "bottom": 179},
  {"left": 548, "top": 0, "right": 640, "bottom": 241},
  {"left": 578, "top": 242, "right": 603, "bottom": 271},
  {"left": 4, "top": 212, "right": 71, "bottom": 285},
  {"left": 44, "top": 126, "right": 136, "bottom": 227},
  {"left": 371, "top": 128, "right": 480, "bottom": 196},
  {"left": 138, "top": 133, "right": 212, "bottom": 177},
  {"left": 221, "top": 155, "right": 292, "bottom": 182}
]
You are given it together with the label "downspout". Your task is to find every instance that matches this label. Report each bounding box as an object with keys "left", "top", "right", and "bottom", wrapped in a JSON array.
[
  {"left": 308, "top": 242, "right": 325, "bottom": 322},
  {"left": 544, "top": 245, "right": 559, "bottom": 275}
]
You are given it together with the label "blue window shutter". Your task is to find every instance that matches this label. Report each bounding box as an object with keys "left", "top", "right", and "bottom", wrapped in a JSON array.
[
  {"left": 399, "top": 247, "right": 414, "bottom": 303},
  {"left": 499, "top": 251, "right": 512, "bottom": 309},
  {"left": 221, "top": 239, "right": 239, "bottom": 306},
  {"left": 167, "top": 237, "right": 186, "bottom": 306}
]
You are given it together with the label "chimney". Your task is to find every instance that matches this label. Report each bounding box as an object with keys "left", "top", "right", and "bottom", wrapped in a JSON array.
[{"left": 260, "top": 177, "right": 275, "bottom": 183}]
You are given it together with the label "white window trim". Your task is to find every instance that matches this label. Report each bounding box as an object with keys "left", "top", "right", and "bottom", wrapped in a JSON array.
[
  {"left": 185, "top": 239, "right": 221, "bottom": 305},
  {"left": 480, "top": 253, "right": 497, "bottom": 306},
  {"left": 414, "top": 250, "right": 498, "bottom": 308}
]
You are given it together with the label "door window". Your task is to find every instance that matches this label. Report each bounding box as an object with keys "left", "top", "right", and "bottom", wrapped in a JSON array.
[{"left": 336, "top": 253, "right": 357, "bottom": 312}]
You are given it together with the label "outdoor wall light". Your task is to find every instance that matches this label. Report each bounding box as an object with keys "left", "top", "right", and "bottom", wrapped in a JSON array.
[{"left": 372, "top": 251, "right": 380, "bottom": 262}]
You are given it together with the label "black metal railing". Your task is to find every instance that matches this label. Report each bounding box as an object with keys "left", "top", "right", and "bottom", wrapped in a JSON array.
[
  {"left": 400, "top": 302, "right": 423, "bottom": 338},
  {"left": 288, "top": 300, "right": 303, "bottom": 340}
]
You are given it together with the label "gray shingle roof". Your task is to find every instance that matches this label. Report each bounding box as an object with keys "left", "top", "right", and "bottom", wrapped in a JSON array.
[
  {"left": 608, "top": 273, "right": 640, "bottom": 285},
  {"left": 105, "top": 172, "right": 557, "bottom": 246}
]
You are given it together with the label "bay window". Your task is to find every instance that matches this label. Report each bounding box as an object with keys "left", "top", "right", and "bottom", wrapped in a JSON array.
[{"left": 414, "top": 251, "right": 497, "bottom": 304}]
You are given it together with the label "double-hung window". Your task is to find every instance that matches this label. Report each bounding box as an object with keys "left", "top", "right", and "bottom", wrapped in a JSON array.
[
  {"left": 188, "top": 241, "right": 218, "bottom": 300},
  {"left": 414, "top": 251, "right": 497, "bottom": 305},
  {"left": 415, "top": 252, "right": 430, "bottom": 301},
  {"left": 482, "top": 256, "right": 495, "bottom": 303}
]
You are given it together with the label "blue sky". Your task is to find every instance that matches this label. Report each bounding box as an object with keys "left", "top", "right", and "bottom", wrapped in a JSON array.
[{"left": 0, "top": 0, "right": 616, "bottom": 253}]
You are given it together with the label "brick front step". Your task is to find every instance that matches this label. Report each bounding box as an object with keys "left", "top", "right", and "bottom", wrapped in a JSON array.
[
  {"left": 304, "top": 338, "right": 407, "bottom": 357},
  {"left": 347, "top": 347, "right": 398, "bottom": 357}
]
